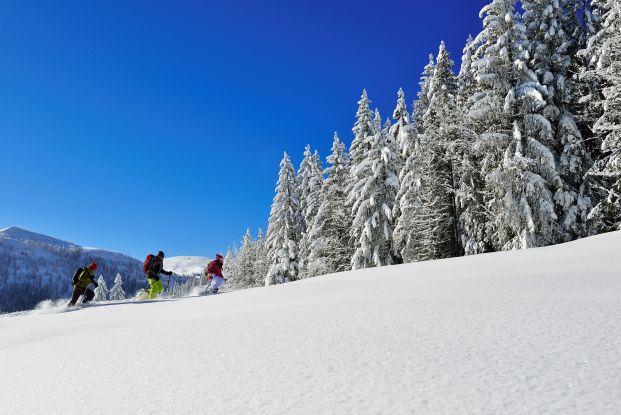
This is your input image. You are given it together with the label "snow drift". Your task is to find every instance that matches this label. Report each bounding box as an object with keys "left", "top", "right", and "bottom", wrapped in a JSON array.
[{"left": 1, "top": 232, "right": 620, "bottom": 414}]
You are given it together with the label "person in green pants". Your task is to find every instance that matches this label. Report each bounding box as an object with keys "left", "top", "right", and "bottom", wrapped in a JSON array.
[{"left": 146, "top": 251, "right": 173, "bottom": 299}]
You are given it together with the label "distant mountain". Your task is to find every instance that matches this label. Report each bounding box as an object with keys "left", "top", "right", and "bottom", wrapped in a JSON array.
[{"left": 0, "top": 227, "right": 147, "bottom": 313}]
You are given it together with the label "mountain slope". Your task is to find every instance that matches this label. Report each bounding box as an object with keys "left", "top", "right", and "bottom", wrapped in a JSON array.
[
  {"left": 0, "top": 227, "right": 146, "bottom": 312},
  {"left": 1, "top": 232, "right": 620, "bottom": 414}
]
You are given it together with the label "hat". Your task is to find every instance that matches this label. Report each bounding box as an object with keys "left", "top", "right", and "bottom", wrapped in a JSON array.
[
  {"left": 89, "top": 261, "right": 97, "bottom": 271},
  {"left": 216, "top": 253, "right": 224, "bottom": 260},
  {"left": 157, "top": 251, "right": 165, "bottom": 258}
]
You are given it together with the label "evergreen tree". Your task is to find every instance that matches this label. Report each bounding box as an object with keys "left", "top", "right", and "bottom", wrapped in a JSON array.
[
  {"left": 253, "top": 229, "right": 270, "bottom": 286},
  {"left": 586, "top": 0, "right": 621, "bottom": 231},
  {"left": 93, "top": 275, "right": 109, "bottom": 302},
  {"left": 349, "top": 90, "right": 375, "bottom": 174},
  {"left": 307, "top": 133, "right": 352, "bottom": 277},
  {"left": 109, "top": 273, "right": 126, "bottom": 301},
  {"left": 468, "top": 0, "right": 516, "bottom": 250},
  {"left": 349, "top": 110, "right": 400, "bottom": 269},
  {"left": 577, "top": 0, "right": 607, "bottom": 158},
  {"left": 347, "top": 90, "right": 376, "bottom": 257},
  {"left": 414, "top": 41, "right": 461, "bottom": 260},
  {"left": 230, "top": 229, "right": 259, "bottom": 288},
  {"left": 522, "top": 0, "right": 593, "bottom": 240},
  {"left": 490, "top": 4, "right": 561, "bottom": 249},
  {"left": 394, "top": 58, "right": 436, "bottom": 261},
  {"left": 412, "top": 54, "right": 436, "bottom": 135},
  {"left": 223, "top": 246, "right": 238, "bottom": 283},
  {"left": 455, "top": 34, "right": 488, "bottom": 255},
  {"left": 265, "top": 152, "right": 300, "bottom": 285},
  {"left": 389, "top": 88, "right": 413, "bottom": 233},
  {"left": 297, "top": 147, "right": 324, "bottom": 278},
  {"left": 391, "top": 88, "right": 413, "bottom": 158}
]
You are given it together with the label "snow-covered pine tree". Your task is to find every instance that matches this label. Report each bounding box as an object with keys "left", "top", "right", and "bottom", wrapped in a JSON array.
[
  {"left": 389, "top": 88, "right": 414, "bottom": 233},
  {"left": 349, "top": 90, "right": 375, "bottom": 173},
  {"left": 585, "top": 0, "right": 621, "bottom": 231},
  {"left": 297, "top": 145, "right": 316, "bottom": 236},
  {"left": 487, "top": 4, "right": 562, "bottom": 249},
  {"left": 454, "top": 34, "right": 488, "bottom": 255},
  {"left": 230, "top": 229, "right": 258, "bottom": 289},
  {"left": 307, "top": 132, "right": 352, "bottom": 276},
  {"left": 349, "top": 109, "right": 400, "bottom": 269},
  {"left": 297, "top": 147, "right": 324, "bottom": 278},
  {"left": 564, "top": 0, "right": 599, "bottom": 131},
  {"left": 109, "top": 273, "right": 126, "bottom": 301},
  {"left": 413, "top": 41, "right": 461, "bottom": 260},
  {"left": 469, "top": 0, "right": 517, "bottom": 133},
  {"left": 411, "top": 54, "right": 436, "bottom": 136},
  {"left": 346, "top": 90, "right": 375, "bottom": 256},
  {"left": 223, "top": 246, "right": 238, "bottom": 283},
  {"left": 468, "top": 0, "right": 519, "bottom": 250},
  {"left": 576, "top": 0, "right": 607, "bottom": 159},
  {"left": 394, "top": 57, "right": 436, "bottom": 262},
  {"left": 522, "top": 0, "right": 593, "bottom": 241},
  {"left": 391, "top": 88, "right": 414, "bottom": 159},
  {"left": 265, "top": 152, "right": 300, "bottom": 285},
  {"left": 93, "top": 275, "right": 109, "bottom": 302},
  {"left": 253, "top": 229, "right": 270, "bottom": 286}
]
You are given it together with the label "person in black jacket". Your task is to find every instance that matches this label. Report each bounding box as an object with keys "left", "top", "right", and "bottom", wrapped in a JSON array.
[
  {"left": 68, "top": 261, "right": 99, "bottom": 306},
  {"left": 146, "top": 251, "right": 173, "bottom": 299}
]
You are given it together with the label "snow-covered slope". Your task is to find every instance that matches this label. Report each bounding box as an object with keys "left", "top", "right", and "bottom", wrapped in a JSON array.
[
  {"left": 0, "top": 226, "right": 78, "bottom": 249},
  {"left": 1, "top": 232, "right": 620, "bottom": 414},
  {"left": 165, "top": 255, "right": 210, "bottom": 276},
  {"left": 0, "top": 227, "right": 146, "bottom": 312}
]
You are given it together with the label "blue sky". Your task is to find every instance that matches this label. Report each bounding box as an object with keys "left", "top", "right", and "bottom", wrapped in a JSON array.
[{"left": 0, "top": 0, "right": 489, "bottom": 259}]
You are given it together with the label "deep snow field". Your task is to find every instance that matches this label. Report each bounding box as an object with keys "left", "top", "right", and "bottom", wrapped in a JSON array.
[{"left": 1, "top": 232, "right": 620, "bottom": 414}]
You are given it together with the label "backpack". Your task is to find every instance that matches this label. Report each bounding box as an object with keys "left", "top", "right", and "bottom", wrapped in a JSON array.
[
  {"left": 72, "top": 267, "right": 85, "bottom": 285},
  {"left": 144, "top": 254, "right": 155, "bottom": 274}
]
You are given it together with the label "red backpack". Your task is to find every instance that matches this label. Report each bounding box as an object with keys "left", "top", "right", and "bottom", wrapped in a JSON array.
[{"left": 143, "top": 254, "right": 155, "bottom": 274}]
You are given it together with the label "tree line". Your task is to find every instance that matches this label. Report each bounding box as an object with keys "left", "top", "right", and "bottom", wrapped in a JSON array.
[{"left": 223, "top": 0, "right": 619, "bottom": 288}]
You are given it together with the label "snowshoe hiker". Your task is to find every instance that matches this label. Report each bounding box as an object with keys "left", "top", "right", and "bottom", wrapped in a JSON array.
[
  {"left": 68, "top": 261, "right": 99, "bottom": 306},
  {"left": 204, "top": 253, "right": 225, "bottom": 294},
  {"left": 145, "top": 251, "right": 173, "bottom": 299}
]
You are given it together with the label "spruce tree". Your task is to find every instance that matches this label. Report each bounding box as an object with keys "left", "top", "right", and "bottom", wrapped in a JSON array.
[
  {"left": 231, "top": 229, "right": 258, "bottom": 288},
  {"left": 522, "top": 0, "right": 593, "bottom": 240},
  {"left": 297, "top": 147, "right": 324, "bottom": 278},
  {"left": 394, "top": 58, "right": 435, "bottom": 262},
  {"left": 349, "top": 110, "right": 400, "bottom": 269},
  {"left": 307, "top": 133, "right": 352, "bottom": 277},
  {"left": 586, "top": 1, "right": 621, "bottom": 231},
  {"left": 414, "top": 41, "right": 461, "bottom": 260},
  {"left": 265, "top": 152, "right": 300, "bottom": 285},
  {"left": 455, "top": 34, "right": 488, "bottom": 255},
  {"left": 253, "top": 229, "right": 270, "bottom": 286},
  {"left": 109, "top": 273, "right": 126, "bottom": 301},
  {"left": 412, "top": 55, "right": 436, "bottom": 135},
  {"left": 490, "top": 5, "right": 562, "bottom": 249},
  {"left": 391, "top": 88, "right": 413, "bottom": 158},
  {"left": 93, "top": 275, "right": 109, "bottom": 302}
]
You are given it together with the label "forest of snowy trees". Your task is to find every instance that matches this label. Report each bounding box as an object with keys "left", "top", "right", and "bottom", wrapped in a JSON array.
[{"left": 222, "top": 0, "right": 620, "bottom": 289}]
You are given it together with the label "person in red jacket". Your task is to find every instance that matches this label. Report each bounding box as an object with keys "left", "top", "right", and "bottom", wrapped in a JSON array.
[{"left": 204, "top": 253, "right": 225, "bottom": 294}]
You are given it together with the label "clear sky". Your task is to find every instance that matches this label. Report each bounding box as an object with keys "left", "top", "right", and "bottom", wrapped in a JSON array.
[{"left": 0, "top": 0, "right": 489, "bottom": 259}]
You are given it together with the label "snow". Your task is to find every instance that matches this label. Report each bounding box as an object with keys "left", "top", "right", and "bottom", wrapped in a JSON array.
[
  {"left": 1, "top": 232, "right": 621, "bottom": 414},
  {"left": 164, "top": 256, "right": 211, "bottom": 276},
  {"left": 0, "top": 226, "right": 78, "bottom": 249}
]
